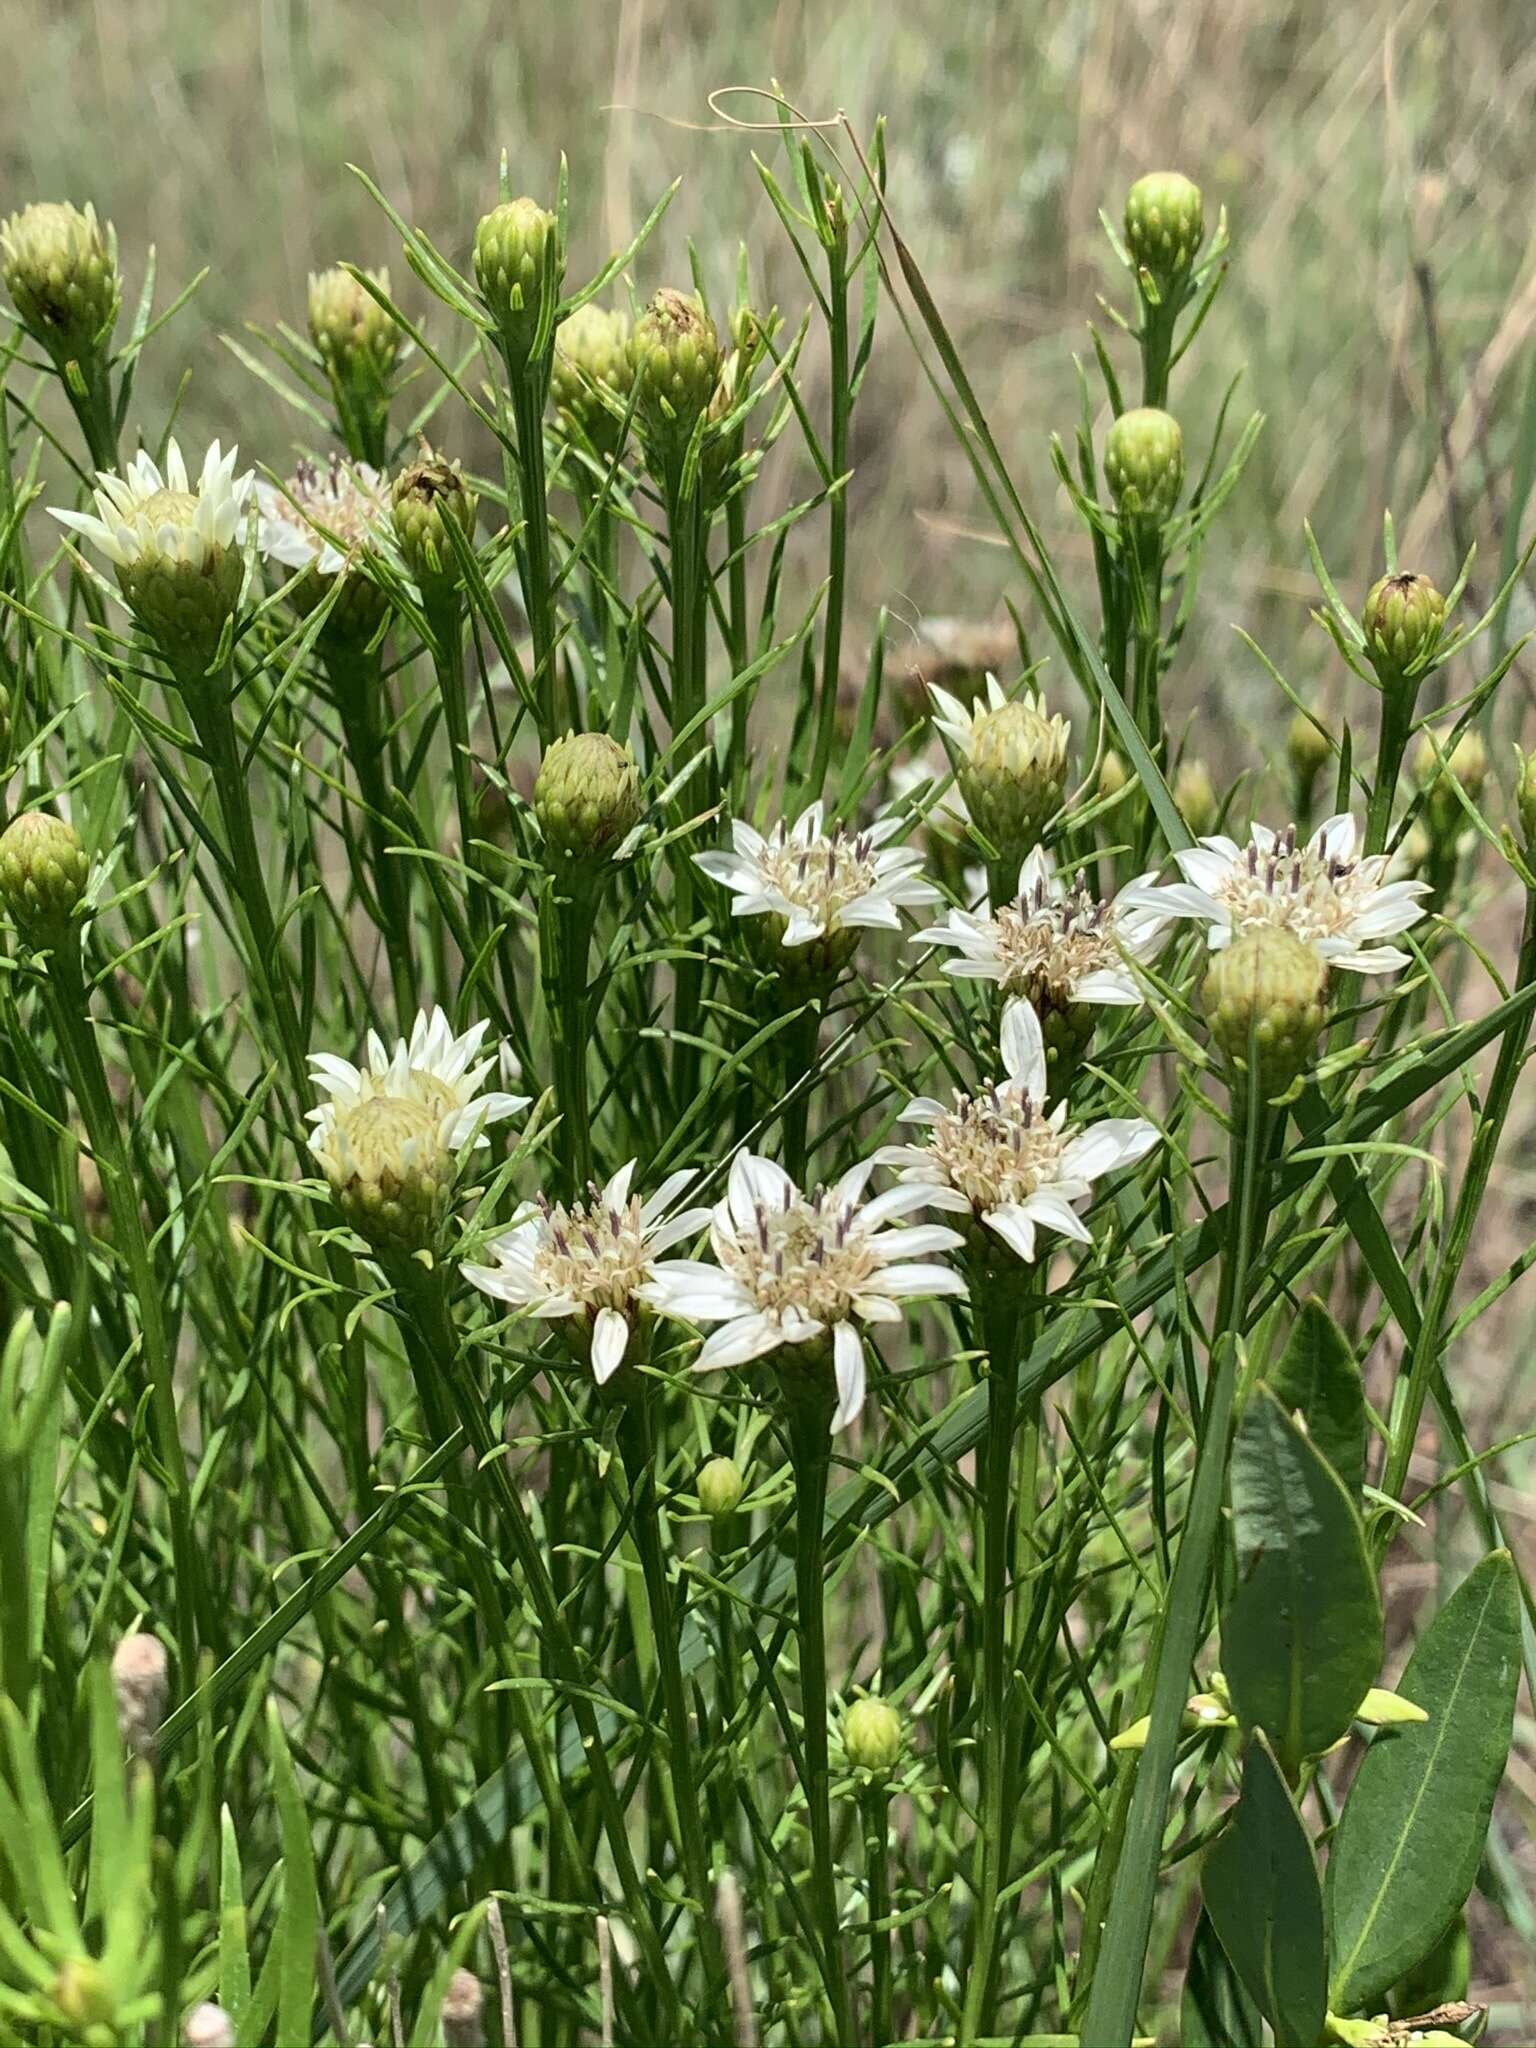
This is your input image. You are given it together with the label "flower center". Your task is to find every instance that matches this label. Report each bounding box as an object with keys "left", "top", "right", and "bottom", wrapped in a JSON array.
[
  {"left": 281, "top": 456, "right": 384, "bottom": 557},
  {"left": 331, "top": 1094, "right": 445, "bottom": 1181},
  {"left": 138, "top": 487, "right": 200, "bottom": 534},
  {"left": 722, "top": 1192, "right": 882, "bottom": 1322},
  {"left": 532, "top": 1192, "right": 655, "bottom": 1312},
  {"left": 989, "top": 871, "right": 1120, "bottom": 1001},
  {"left": 926, "top": 1089, "right": 1066, "bottom": 1212},
  {"left": 757, "top": 827, "right": 880, "bottom": 925},
  {"left": 1217, "top": 828, "right": 1364, "bottom": 946}
]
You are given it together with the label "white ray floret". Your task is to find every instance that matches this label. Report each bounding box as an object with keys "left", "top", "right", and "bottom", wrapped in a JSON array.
[
  {"left": 927, "top": 672, "right": 1069, "bottom": 764},
  {"left": 462, "top": 1162, "right": 712, "bottom": 1385},
  {"left": 917, "top": 846, "right": 1165, "bottom": 1005},
  {"left": 642, "top": 1150, "right": 967, "bottom": 1434},
  {"left": 51, "top": 438, "right": 252, "bottom": 570},
  {"left": 694, "top": 800, "right": 941, "bottom": 950},
  {"left": 256, "top": 455, "right": 387, "bottom": 576},
  {"left": 877, "top": 998, "right": 1160, "bottom": 1265},
  {"left": 1118, "top": 814, "right": 1429, "bottom": 975}
]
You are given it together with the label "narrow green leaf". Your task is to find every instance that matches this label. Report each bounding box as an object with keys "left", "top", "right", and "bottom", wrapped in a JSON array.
[
  {"left": 1269, "top": 1298, "right": 1367, "bottom": 1500},
  {"left": 1222, "top": 1387, "right": 1382, "bottom": 1772},
  {"left": 266, "top": 1701, "right": 318, "bottom": 2048},
  {"left": 1202, "top": 1735, "right": 1326, "bottom": 2046},
  {"left": 1327, "top": 1551, "right": 1520, "bottom": 2015},
  {"left": 218, "top": 1805, "right": 252, "bottom": 2034},
  {"left": 1181, "top": 1909, "right": 1262, "bottom": 2048}
]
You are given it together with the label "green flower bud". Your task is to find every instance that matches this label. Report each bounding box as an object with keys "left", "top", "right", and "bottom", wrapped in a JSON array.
[
  {"left": 0, "top": 200, "right": 119, "bottom": 363},
  {"left": 534, "top": 732, "right": 643, "bottom": 867},
  {"left": 629, "top": 289, "right": 722, "bottom": 474},
  {"left": 752, "top": 917, "right": 861, "bottom": 992},
  {"left": 1105, "top": 407, "right": 1184, "bottom": 523},
  {"left": 474, "top": 197, "right": 562, "bottom": 363},
  {"left": 1412, "top": 725, "right": 1486, "bottom": 840},
  {"left": 955, "top": 692, "right": 1070, "bottom": 865},
  {"left": 308, "top": 265, "right": 400, "bottom": 383},
  {"left": 844, "top": 1696, "right": 904, "bottom": 1776},
  {"left": 390, "top": 454, "right": 476, "bottom": 601},
  {"left": 52, "top": 1958, "right": 116, "bottom": 2032},
  {"left": 0, "top": 811, "right": 89, "bottom": 939},
  {"left": 550, "top": 303, "right": 634, "bottom": 456},
  {"left": 1097, "top": 749, "right": 1127, "bottom": 801},
  {"left": 1123, "top": 172, "right": 1205, "bottom": 287},
  {"left": 1287, "top": 707, "right": 1332, "bottom": 790},
  {"left": 697, "top": 1455, "right": 745, "bottom": 1520},
  {"left": 1203, "top": 925, "right": 1329, "bottom": 1092},
  {"left": 1362, "top": 571, "right": 1446, "bottom": 679},
  {"left": 1174, "top": 758, "right": 1218, "bottom": 837}
]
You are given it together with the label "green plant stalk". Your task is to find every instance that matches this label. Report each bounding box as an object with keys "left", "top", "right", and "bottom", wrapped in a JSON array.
[
  {"left": 42, "top": 944, "right": 206, "bottom": 1675},
  {"left": 862, "top": 1778, "right": 893, "bottom": 2048},
  {"left": 1363, "top": 677, "right": 1420, "bottom": 859},
  {"left": 1138, "top": 291, "right": 1178, "bottom": 411},
  {"left": 958, "top": 1267, "right": 1026, "bottom": 2048},
  {"left": 424, "top": 604, "right": 493, "bottom": 955},
  {"left": 542, "top": 874, "right": 597, "bottom": 1199},
  {"left": 62, "top": 353, "right": 119, "bottom": 475},
  {"left": 664, "top": 471, "right": 709, "bottom": 1107},
  {"left": 508, "top": 362, "right": 559, "bottom": 737},
  {"left": 779, "top": 1001, "right": 821, "bottom": 1184},
  {"left": 1377, "top": 886, "right": 1536, "bottom": 1530},
  {"left": 617, "top": 1396, "right": 731, "bottom": 2034},
  {"left": 807, "top": 239, "right": 851, "bottom": 803},
  {"left": 1076, "top": 1086, "right": 1272, "bottom": 2048},
  {"left": 326, "top": 649, "right": 417, "bottom": 1018},
  {"left": 787, "top": 1390, "right": 855, "bottom": 2045},
  {"left": 394, "top": 1263, "right": 683, "bottom": 2035},
  {"left": 724, "top": 483, "right": 751, "bottom": 798}
]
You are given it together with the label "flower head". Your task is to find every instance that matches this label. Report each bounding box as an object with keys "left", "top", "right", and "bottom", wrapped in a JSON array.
[
  {"left": 551, "top": 303, "right": 634, "bottom": 455},
  {"left": 51, "top": 440, "right": 252, "bottom": 674},
  {"left": 1123, "top": 172, "right": 1205, "bottom": 284},
  {"left": 1120, "top": 814, "right": 1428, "bottom": 976},
  {"left": 0, "top": 810, "right": 90, "bottom": 940},
  {"left": 257, "top": 456, "right": 387, "bottom": 577},
  {"left": 644, "top": 1150, "right": 966, "bottom": 1434},
  {"left": 535, "top": 731, "right": 643, "bottom": 868},
  {"left": 877, "top": 998, "right": 1158, "bottom": 1265},
  {"left": 1203, "top": 925, "right": 1330, "bottom": 1092},
  {"left": 696, "top": 800, "right": 941, "bottom": 982},
  {"left": 928, "top": 675, "right": 1069, "bottom": 863},
  {"left": 1, "top": 200, "right": 119, "bottom": 361},
  {"left": 462, "top": 1161, "right": 710, "bottom": 1385},
  {"left": 308, "top": 1007, "right": 526, "bottom": 1249},
  {"left": 475, "top": 197, "right": 563, "bottom": 361}
]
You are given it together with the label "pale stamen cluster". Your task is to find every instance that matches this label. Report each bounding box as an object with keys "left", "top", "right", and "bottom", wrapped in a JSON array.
[
  {"left": 922, "top": 1083, "right": 1067, "bottom": 1215},
  {"left": 988, "top": 867, "right": 1123, "bottom": 1001},
  {"left": 754, "top": 826, "right": 881, "bottom": 927},
  {"left": 531, "top": 1185, "right": 661, "bottom": 1312},
  {"left": 721, "top": 1188, "right": 883, "bottom": 1323},
  {"left": 1218, "top": 825, "right": 1375, "bottom": 948}
]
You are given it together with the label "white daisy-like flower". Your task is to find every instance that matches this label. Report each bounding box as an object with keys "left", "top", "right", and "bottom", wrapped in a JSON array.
[
  {"left": 1118, "top": 814, "right": 1429, "bottom": 975},
  {"left": 51, "top": 438, "right": 251, "bottom": 572},
  {"left": 642, "top": 1150, "right": 967, "bottom": 1434},
  {"left": 927, "top": 673, "right": 1069, "bottom": 769},
  {"left": 256, "top": 455, "right": 387, "bottom": 576},
  {"left": 307, "top": 1006, "right": 527, "bottom": 1242},
  {"left": 694, "top": 801, "right": 941, "bottom": 951},
  {"left": 917, "top": 846, "right": 1165, "bottom": 1007},
  {"left": 877, "top": 998, "right": 1160, "bottom": 1264},
  {"left": 462, "top": 1161, "right": 712, "bottom": 1385}
]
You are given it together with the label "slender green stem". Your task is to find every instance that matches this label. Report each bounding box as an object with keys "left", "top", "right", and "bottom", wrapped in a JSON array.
[
  {"left": 426, "top": 606, "right": 493, "bottom": 952},
  {"left": 958, "top": 1269, "right": 1025, "bottom": 2048},
  {"left": 328, "top": 650, "right": 417, "bottom": 1018},
  {"left": 509, "top": 363, "right": 558, "bottom": 737},
  {"left": 1077, "top": 1089, "right": 1272, "bottom": 2048},
  {"left": 1364, "top": 680, "right": 1419, "bottom": 859},
  {"left": 617, "top": 1398, "right": 731, "bottom": 2034},
  {"left": 807, "top": 241, "right": 850, "bottom": 803},
  {"left": 724, "top": 485, "right": 751, "bottom": 798},
  {"left": 543, "top": 875, "right": 597, "bottom": 1199},
  {"left": 862, "top": 1779, "right": 893, "bottom": 2048},
  {"left": 787, "top": 1394, "right": 854, "bottom": 2045},
  {"left": 779, "top": 1001, "right": 821, "bottom": 1185},
  {"left": 665, "top": 473, "right": 710, "bottom": 1107}
]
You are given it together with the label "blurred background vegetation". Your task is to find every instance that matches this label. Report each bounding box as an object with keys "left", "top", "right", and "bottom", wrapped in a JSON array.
[{"left": 3, "top": 0, "right": 1534, "bottom": 775}]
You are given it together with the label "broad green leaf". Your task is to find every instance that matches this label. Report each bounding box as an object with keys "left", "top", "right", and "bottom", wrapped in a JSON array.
[
  {"left": 1222, "top": 1387, "right": 1383, "bottom": 1772},
  {"left": 1269, "top": 1297, "right": 1367, "bottom": 1500},
  {"left": 1328, "top": 1551, "right": 1520, "bottom": 2015},
  {"left": 1202, "top": 1732, "right": 1328, "bottom": 2047},
  {"left": 1181, "top": 1908, "right": 1262, "bottom": 2048}
]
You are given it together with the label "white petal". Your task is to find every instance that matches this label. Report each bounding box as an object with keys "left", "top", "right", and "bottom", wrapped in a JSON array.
[
  {"left": 590, "top": 1307, "right": 631, "bottom": 1385},
  {"left": 983, "top": 1205, "right": 1038, "bottom": 1262},
  {"left": 1000, "top": 999, "right": 1048, "bottom": 1100},
  {"left": 1021, "top": 1189, "right": 1094, "bottom": 1244},
  {"left": 831, "top": 1323, "right": 866, "bottom": 1435},
  {"left": 693, "top": 1313, "right": 783, "bottom": 1372}
]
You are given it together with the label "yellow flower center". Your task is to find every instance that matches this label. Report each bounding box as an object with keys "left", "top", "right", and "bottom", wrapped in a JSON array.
[
  {"left": 925, "top": 1090, "right": 1065, "bottom": 1212},
  {"left": 721, "top": 1192, "right": 882, "bottom": 1322}
]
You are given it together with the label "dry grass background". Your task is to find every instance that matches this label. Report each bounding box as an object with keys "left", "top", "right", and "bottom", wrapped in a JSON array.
[{"left": 4, "top": 0, "right": 1536, "bottom": 2031}]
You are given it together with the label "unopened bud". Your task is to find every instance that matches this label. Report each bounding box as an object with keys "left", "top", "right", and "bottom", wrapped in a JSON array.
[
  {"left": 1173, "top": 758, "right": 1218, "bottom": 837},
  {"left": 550, "top": 303, "right": 633, "bottom": 456},
  {"left": 1412, "top": 725, "right": 1486, "bottom": 839},
  {"left": 308, "top": 266, "right": 400, "bottom": 383},
  {"left": 844, "top": 1696, "right": 904, "bottom": 1776},
  {"left": 1123, "top": 172, "right": 1204, "bottom": 287},
  {"left": 440, "top": 1967, "right": 484, "bottom": 2048},
  {"left": 1, "top": 200, "right": 119, "bottom": 363},
  {"left": 1104, "top": 407, "right": 1184, "bottom": 523},
  {"left": 0, "top": 811, "right": 89, "bottom": 940},
  {"left": 1362, "top": 571, "right": 1446, "bottom": 680},
  {"left": 629, "top": 289, "right": 722, "bottom": 475},
  {"left": 111, "top": 1631, "right": 169, "bottom": 1759},
  {"left": 534, "top": 732, "right": 643, "bottom": 868},
  {"left": 1203, "top": 926, "right": 1329, "bottom": 1092},
  {"left": 53, "top": 1959, "right": 115, "bottom": 2031},
  {"left": 391, "top": 454, "right": 476, "bottom": 602},
  {"left": 1097, "top": 749, "right": 1127, "bottom": 801},
  {"left": 697, "top": 1455, "right": 745, "bottom": 1520},
  {"left": 474, "top": 197, "right": 562, "bottom": 364},
  {"left": 955, "top": 691, "right": 1070, "bottom": 866},
  {"left": 1287, "top": 708, "right": 1332, "bottom": 795},
  {"left": 184, "top": 2002, "right": 237, "bottom": 2048}
]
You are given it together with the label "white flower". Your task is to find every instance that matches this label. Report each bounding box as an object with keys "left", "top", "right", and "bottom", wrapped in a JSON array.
[
  {"left": 695, "top": 800, "right": 941, "bottom": 950},
  {"left": 51, "top": 438, "right": 252, "bottom": 571},
  {"left": 642, "top": 1150, "right": 966, "bottom": 1434},
  {"left": 877, "top": 999, "right": 1160, "bottom": 1264},
  {"left": 256, "top": 455, "right": 387, "bottom": 576},
  {"left": 917, "top": 846, "right": 1165, "bottom": 1006},
  {"left": 1118, "top": 814, "right": 1429, "bottom": 975},
  {"left": 462, "top": 1162, "right": 712, "bottom": 1385},
  {"left": 307, "top": 1006, "right": 527, "bottom": 1211},
  {"left": 927, "top": 672, "right": 1068, "bottom": 767}
]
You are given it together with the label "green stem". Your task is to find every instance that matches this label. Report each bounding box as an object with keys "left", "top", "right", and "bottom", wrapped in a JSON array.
[
  {"left": 724, "top": 486, "right": 751, "bottom": 798},
  {"left": 807, "top": 242, "right": 851, "bottom": 803},
  {"left": 509, "top": 364, "right": 558, "bottom": 738},
  {"left": 1364, "top": 680, "right": 1419, "bottom": 859},
  {"left": 1076, "top": 1090, "right": 1272, "bottom": 2048},
  {"left": 617, "top": 1399, "right": 731, "bottom": 2034},
  {"left": 862, "top": 1780, "right": 893, "bottom": 2048},
  {"left": 328, "top": 650, "right": 417, "bottom": 1018},
  {"left": 544, "top": 876, "right": 597, "bottom": 1199},
  {"left": 427, "top": 607, "right": 493, "bottom": 953},
  {"left": 787, "top": 1394, "right": 854, "bottom": 2045},
  {"left": 958, "top": 1271, "right": 1025, "bottom": 2048},
  {"left": 665, "top": 473, "right": 710, "bottom": 1108},
  {"left": 780, "top": 1002, "right": 821, "bottom": 1185}
]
